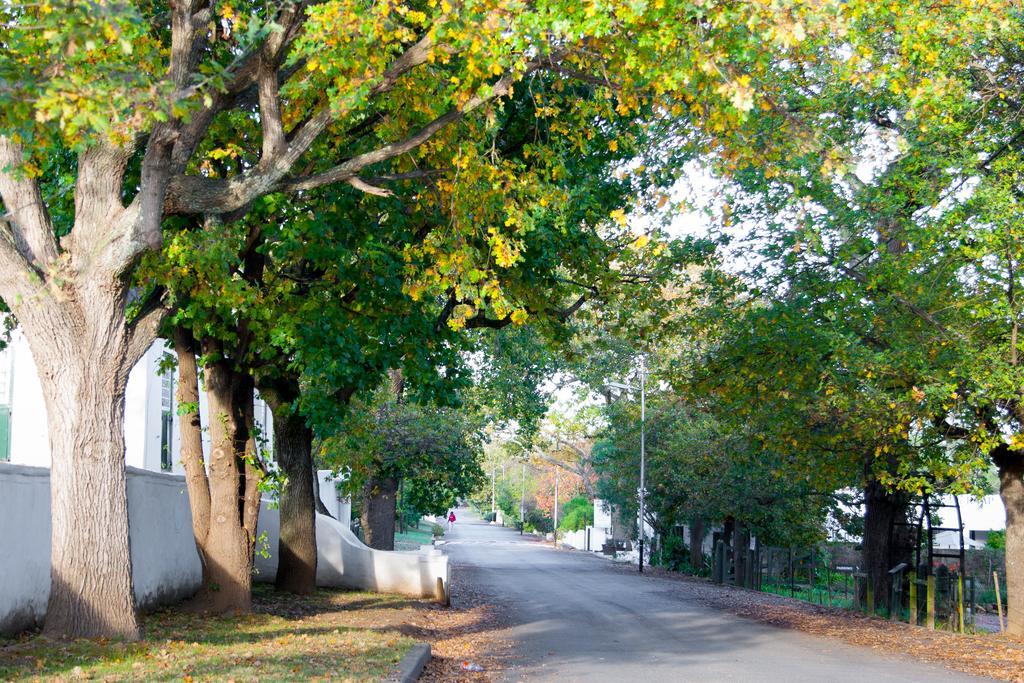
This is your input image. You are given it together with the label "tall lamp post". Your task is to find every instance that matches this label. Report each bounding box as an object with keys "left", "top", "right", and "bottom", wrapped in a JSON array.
[
  {"left": 604, "top": 354, "right": 648, "bottom": 573},
  {"left": 553, "top": 469, "right": 560, "bottom": 547},
  {"left": 520, "top": 461, "right": 526, "bottom": 535}
]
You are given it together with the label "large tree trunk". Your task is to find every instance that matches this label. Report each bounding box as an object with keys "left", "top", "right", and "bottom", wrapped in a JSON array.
[
  {"left": 996, "top": 451, "right": 1024, "bottom": 635},
  {"left": 734, "top": 521, "right": 748, "bottom": 588},
  {"left": 362, "top": 475, "right": 399, "bottom": 550},
  {"left": 689, "top": 518, "right": 705, "bottom": 570},
  {"left": 37, "top": 347, "right": 141, "bottom": 640},
  {"left": 722, "top": 516, "right": 735, "bottom": 547},
  {"left": 861, "top": 480, "right": 910, "bottom": 611},
  {"left": 273, "top": 409, "right": 317, "bottom": 594},
  {"left": 172, "top": 328, "right": 211, "bottom": 580},
  {"left": 196, "top": 354, "right": 259, "bottom": 613},
  {"left": 357, "top": 368, "right": 403, "bottom": 550},
  {"left": 0, "top": 141, "right": 170, "bottom": 641},
  {"left": 22, "top": 287, "right": 150, "bottom": 640}
]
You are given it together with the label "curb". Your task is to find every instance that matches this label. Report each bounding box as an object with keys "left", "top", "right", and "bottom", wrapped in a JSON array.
[{"left": 385, "top": 642, "right": 431, "bottom": 682}]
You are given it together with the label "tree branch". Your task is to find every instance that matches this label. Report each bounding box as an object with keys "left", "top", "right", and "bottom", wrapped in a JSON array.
[
  {"left": 835, "top": 262, "right": 968, "bottom": 342},
  {"left": 258, "top": 58, "right": 287, "bottom": 164},
  {"left": 126, "top": 288, "right": 170, "bottom": 367},
  {"left": 164, "top": 32, "right": 443, "bottom": 214},
  {"left": 0, "top": 137, "right": 57, "bottom": 270},
  {"left": 282, "top": 59, "right": 542, "bottom": 194}
]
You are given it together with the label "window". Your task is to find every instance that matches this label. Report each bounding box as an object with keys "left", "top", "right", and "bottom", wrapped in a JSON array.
[{"left": 160, "top": 354, "right": 174, "bottom": 471}]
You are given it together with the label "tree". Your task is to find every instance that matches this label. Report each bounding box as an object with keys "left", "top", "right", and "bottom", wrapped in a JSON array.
[
  {"left": 155, "top": 59, "right": 681, "bottom": 599},
  {"left": 683, "top": 289, "right": 965, "bottom": 607},
  {"left": 329, "top": 381, "right": 485, "bottom": 550},
  {"left": 156, "top": 187, "right": 449, "bottom": 602},
  {"left": 688, "top": 1, "right": 1022, "bottom": 625},
  {"left": 0, "top": 0, "right": 888, "bottom": 637},
  {"left": 558, "top": 496, "right": 593, "bottom": 532}
]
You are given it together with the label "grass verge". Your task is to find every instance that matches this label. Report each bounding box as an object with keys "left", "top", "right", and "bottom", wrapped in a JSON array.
[
  {"left": 0, "top": 586, "right": 417, "bottom": 682},
  {"left": 394, "top": 519, "right": 440, "bottom": 551}
]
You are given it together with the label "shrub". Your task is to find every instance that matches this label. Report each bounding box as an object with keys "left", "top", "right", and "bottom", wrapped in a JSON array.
[
  {"left": 525, "top": 508, "right": 553, "bottom": 533},
  {"left": 654, "top": 533, "right": 690, "bottom": 572},
  {"left": 987, "top": 529, "right": 1006, "bottom": 549},
  {"left": 431, "top": 523, "right": 445, "bottom": 537},
  {"left": 558, "top": 496, "right": 594, "bottom": 531},
  {"left": 483, "top": 511, "right": 497, "bottom": 523}
]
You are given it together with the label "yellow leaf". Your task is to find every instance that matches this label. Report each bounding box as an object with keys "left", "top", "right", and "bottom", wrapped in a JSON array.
[{"left": 631, "top": 234, "right": 650, "bottom": 249}]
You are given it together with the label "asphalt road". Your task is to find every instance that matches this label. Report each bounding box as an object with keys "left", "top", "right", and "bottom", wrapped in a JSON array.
[{"left": 442, "top": 508, "right": 988, "bottom": 682}]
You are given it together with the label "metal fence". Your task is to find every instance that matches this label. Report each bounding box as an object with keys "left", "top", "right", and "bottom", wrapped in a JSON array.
[{"left": 710, "top": 542, "right": 1008, "bottom": 632}]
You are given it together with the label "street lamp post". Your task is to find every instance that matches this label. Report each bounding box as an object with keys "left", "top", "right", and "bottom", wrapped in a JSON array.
[
  {"left": 553, "top": 469, "right": 560, "bottom": 547},
  {"left": 520, "top": 461, "right": 526, "bottom": 535},
  {"left": 638, "top": 355, "right": 646, "bottom": 573},
  {"left": 604, "top": 354, "right": 648, "bottom": 573}
]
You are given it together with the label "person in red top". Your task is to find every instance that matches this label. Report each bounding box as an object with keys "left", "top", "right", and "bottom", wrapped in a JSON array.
[{"left": 447, "top": 510, "right": 456, "bottom": 531}]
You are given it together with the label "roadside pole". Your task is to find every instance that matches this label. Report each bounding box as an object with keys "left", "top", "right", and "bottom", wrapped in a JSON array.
[
  {"left": 491, "top": 465, "right": 496, "bottom": 513},
  {"left": 520, "top": 462, "right": 526, "bottom": 535},
  {"left": 553, "top": 470, "right": 560, "bottom": 547},
  {"left": 639, "top": 354, "right": 646, "bottom": 574}
]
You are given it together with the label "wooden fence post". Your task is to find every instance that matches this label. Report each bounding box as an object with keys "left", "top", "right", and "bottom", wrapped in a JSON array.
[
  {"left": 926, "top": 575, "right": 936, "bottom": 630},
  {"left": 994, "top": 571, "right": 1005, "bottom": 632},
  {"left": 957, "top": 574, "right": 965, "bottom": 634},
  {"left": 908, "top": 571, "right": 917, "bottom": 626},
  {"left": 789, "top": 548, "right": 795, "bottom": 597}
]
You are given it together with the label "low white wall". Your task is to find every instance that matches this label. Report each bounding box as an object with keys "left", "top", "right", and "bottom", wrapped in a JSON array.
[
  {"left": 316, "top": 469, "right": 352, "bottom": 528},
  {"left": 125, "top": 467, "right": 204, "bottom": 607},
  {"left": 563, "top": 526, "right": 606, "bottom": 552},
  {"left": 0, "top": 464, "right": 51, "bottom": 634},
  {"left": 255, "top": 501, "right": 448, "bottom": 599},
  {"left": 0, "top": 464, "right": 202, "bottom": 635}
]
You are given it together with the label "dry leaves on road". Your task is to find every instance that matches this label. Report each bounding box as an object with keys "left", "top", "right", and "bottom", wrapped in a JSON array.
[
  {"left": 417, "top": 558, "right": 513, "bottom": 682},
  {"left": 630, "top": 565, "right": 1024, "bottom": 682}
]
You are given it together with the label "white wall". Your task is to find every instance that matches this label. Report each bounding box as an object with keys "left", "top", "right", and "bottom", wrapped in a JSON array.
[
  {"left": 0, "top": 463, "right": 51, "bottom": 634},
  {"left": 126, "top": 466, "right": 204, "bottom": 606},
  {"left": 255, "top": 501, "right": 448, "bottom": 599},
  {"left": 3, "top": 333, "right": 273, "bottom": 475},
  {"left": 0, "top": 463, "right": 203, "bottom": 636},
  {"left": 563, "top": 526, "right": 606, "bottom": 551},
  {"left": 317, "top": 469, "right": 352, "bottom": 527},
  {"left": 7, "top": 332, "right": 50, "bottom": 468}
]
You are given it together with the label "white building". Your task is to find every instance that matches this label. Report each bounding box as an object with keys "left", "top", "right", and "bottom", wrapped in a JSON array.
[
  {"left": 935, "top": 495, "right": 1006, "bottom": 549},
  {"left": 0, "top": 330, "right": 273, "bottom": 472}
]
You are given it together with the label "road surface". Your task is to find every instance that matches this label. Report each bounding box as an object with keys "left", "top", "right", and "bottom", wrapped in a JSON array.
[{"left": 442, "top": 509, "right": 988, "bottom": 682}]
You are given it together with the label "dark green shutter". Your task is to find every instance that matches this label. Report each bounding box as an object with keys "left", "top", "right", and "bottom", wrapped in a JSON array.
[{"left": 0, "top": 405, "right": 10, "bottom": 462}]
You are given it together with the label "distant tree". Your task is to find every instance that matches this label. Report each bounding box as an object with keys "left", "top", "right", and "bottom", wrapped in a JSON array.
[
  {"left": 558, "top": 496, "right": 594, "bottom": 532},
  {"left": 328, "top": 381, "right": 485, "bottom": 550}
]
